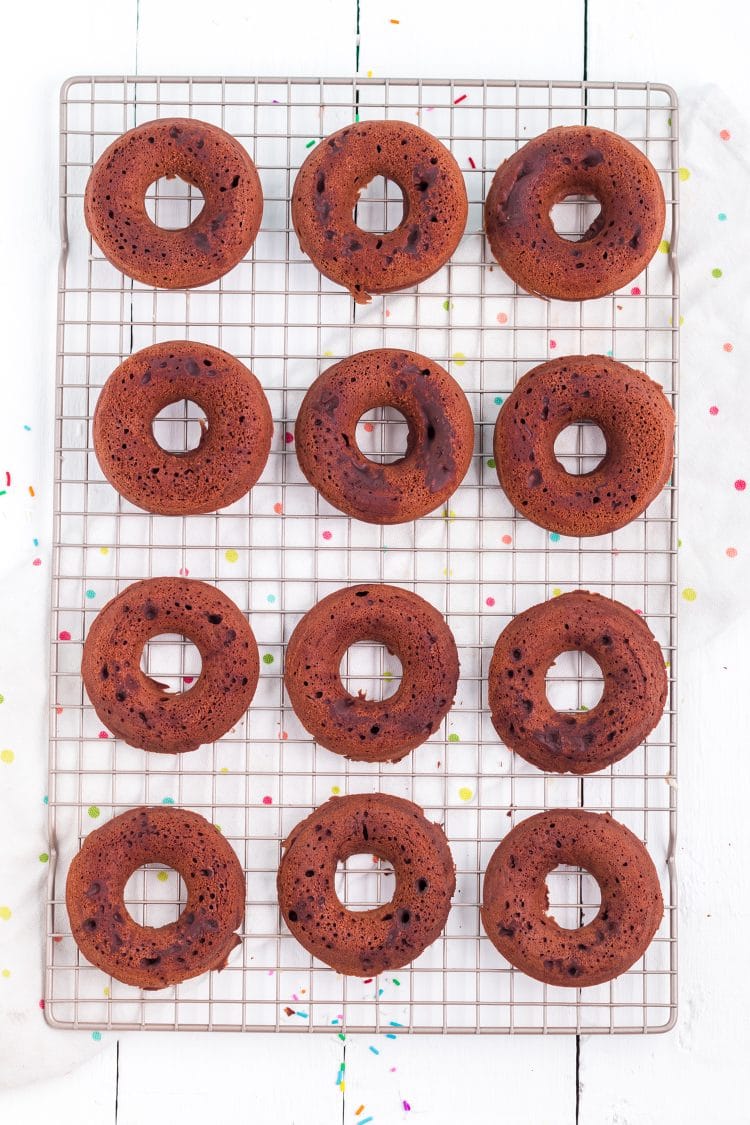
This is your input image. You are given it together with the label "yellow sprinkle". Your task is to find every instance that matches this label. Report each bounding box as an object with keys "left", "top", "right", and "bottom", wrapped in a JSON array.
[
  {"left": 366, "top": 70, "right": 373, "bottom": 79},
  {"left": 678, "top": 167, "right": 690, "bottom": 181},
  {"left": 0, "top": 907, "right": 11, "bottom": 922},
  {"left": 331, "top": 785, "right": 341, "bottom": 795},
  {"left": 552, "top": 587, "right": 562, "bottom": 597},
  {"left": 1, "top": 969, "right": 10, "bottom": 979},
  {"left": 99, "top": 546, "right": 109, "bottom": 556},
  {"left": 659, "top": 239, "right": 670, "bottom": 254},
  {"left": 219, "top": 767, "right": 229, "bottom": 774},
  {"left": 443, "top": 508, "right": 456, "bottom": 521},
  {"left": 682, "top": 587, "right": 697, "bottom": 602},
  {"left": 452, "top": 351, "right": 466, "bottom": 366},
  {"left": 441, "top": 566, "right": 453, "bottom": 577},
  {"left": 156, "top": 870, "right": 169, "bottom": 882},
  {"left": 103, "top": 987, "right": 110, "bottom": 997},
  {"left": 0, "top": 749, "right": 14, "bottom": 764},
  {"left": 458, "top": 786, "right": 474, "bottom": 802},
  {"left": 322, "top": 350, "right": 333, "bottom": 357},
  {"left": 225, "top": 549, "right": 239, "bottom": 563},
  {"left": 340, "top": 1081, "right": 345, "bottom": 1093}
]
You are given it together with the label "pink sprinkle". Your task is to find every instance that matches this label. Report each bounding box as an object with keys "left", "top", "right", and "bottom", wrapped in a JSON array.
[
  {"left": 278, "top": 730, "right": 289, "bottom": 740},
  {"left": 273, "top": 501, "right": 283, "bottom": 514},
  {"left": 468, "top": 156, "right": 476, "bottom": 169},
  {"left": 363, "top": 422, "right": 374, "bottom": 433},
  {"left": 322, "top": 530, "right": 332, "bottom": 540},
  {"left": 720, "top": 129, "right": 731, "bottom": 141},
  {"left": 98, "top": 730, "right": 109, "bottom": 739},
  {"left": 496, "top": 311, "right": 508, "bottom": 324},
  {"left": 453, "top": 94, "right": 467, "bottom": 104},
  {"left": 630, "top": 286, "right": 641, "bottom": 295},
  {"left": 363, "top": 978, "right": 373, "bottom": 984},
  {"left": 262, "top": 795, "right": 273, "bottom": 805},
  {"left": 385, "top": 307, "right": 391, "bottom": 317},
  {"left": 723, "top": 342, "right": 734, "bottom": 352},
  {"left": 727, "top": 546, "right": 738, "bottom": 558},
  {"left": 735, "top": 479, "right": 746, "bottom": 491},
  {"left": 549, "top": 339, "right": 557, "bottom": 349},
  {"left": 32, "top": 557, "right": 41, "bottom": 566},
  {"left": 39, "top": 999, "right": 45, "bottom": 1009},
  {"left": 709, "top": 405, "right": 719, "bottom": 416},
  {"left": 284, "top": 432, "right": 294, "bottom": 444},
  {"left": 178, "top": 567, "right": 189, "bottom": 576},
  {"left": 183, "top": 676, "right": 194, "bottom": 685},
  {"left": 5, "top": 471, "right": 10, "bottom": 487},
  {"left": 58, "top": 630, "right": 71, "bottom": 641},
  {"left": 501, "top": 534, "right": 512, "bottom": 545},
  {"left": 403, "top": 1101, "right": 411, "bottom": 1112},
  {"left": 634, "top": 609, "right": 644, "bottom": 616},
  {"left": 485, "top": 596, "right": 495, "bottom": 607}
]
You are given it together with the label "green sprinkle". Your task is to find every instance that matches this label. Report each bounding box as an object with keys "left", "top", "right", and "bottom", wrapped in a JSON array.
[
  {"left": 486, "top": 458, "right": 496, "bottom": 469},
  {"left": 392, "top": 978, "right": 400, "bottom": 985},
  {"left": 448, "top": 733, "right": 460, "bottom": 743},
  {"left": 712, "top": 267, "right": 723, "bottom": 278},
  {"left": 39, "top": 852, "right": 49, "bottom": 863},
  {"left": 338, "top": 1031, "right": 346, "bottom": 1040},
  {"left": 305, "top": 139, "right": 316, "bottom": 148},
  {"left": 88, "top": 805, "right": 100, "bottom": 819},
  {"left": 262, "top": 653, "right": 274, "bottom": 665},
  {"left": 442, "top": 299, "right": 453, "bottom": 311}
]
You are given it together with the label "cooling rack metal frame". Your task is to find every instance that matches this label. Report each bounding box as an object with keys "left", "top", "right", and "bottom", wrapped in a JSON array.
[{"left": 47, "top": 76, "right": 679, "bottom": 1035}]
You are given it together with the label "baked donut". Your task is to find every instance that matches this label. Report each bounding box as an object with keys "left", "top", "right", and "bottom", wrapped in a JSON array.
[
  {"left": 481, "top": 809, "right": 663, "bottom": 987},
  {"left": 82, "top": 577, "right": 259, "bottom": 754},
  {"left": 285, "top": 584, "right": 459, "bottom": 762},
  {"left": 494, "top": 355, "right": 674, "bottom": 536},
  {"left": 66, "top": 805, "right": 245, "bottom": 990},
  {"left": 485, "top": 126, "right": 665, "bottom": 300},
  {"left": 93, "top": 341, "right": 273, "bottom": 515},
  {"left": 277, "top": 794, "right": 455, "bottom": 975},
  {"left": 295, "top": 349, "right": 474, "bottom": 523},
  {"left": 85, "top": 117, "right": 263, "bottom": 288},
  {"left": 488, "top": 591, "right": 667, "bottom": 775},
  {"left": 291, "top": 120, "right": 467, "bottom": 303}
]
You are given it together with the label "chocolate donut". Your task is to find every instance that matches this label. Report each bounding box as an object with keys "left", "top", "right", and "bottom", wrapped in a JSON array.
[
  {"left": 291, "top": 120, "right": 467, "bottom": 303},
  {"left": 494, "top": 355, "right": 674, "bottom": 536},
  {"left": 295, "top": 349, "right": 474, "bottom": 524},
  {"left": 285, "top": 584, "right": 459, "bottom": 762},
  {"left": 485, "top": 126, "right": 665, "bottom": 300},
  {"left": 93, "top": 341, "right": 273, "bottom": 516},
  {"left": 481, "top": 809, "right": 663, "bottom": 987},
  {"left": 85, "top": 118, "right": 263, "bottom": 288},
  {"left": 278, "top": 794, "right": 455, "bottom": 976},
  {"left": 82, "top": 577, "right": 259, "bottom": 754},
  {"left": 488, "top": 591, "right": 667, "bottom": 775},
  {"left": 66, "top": 805, "right": 246, "bottom": 990}
]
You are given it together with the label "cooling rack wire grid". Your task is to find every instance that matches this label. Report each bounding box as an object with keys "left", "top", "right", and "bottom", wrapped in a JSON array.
[{"left": 47, "top": 76, "right": 679, "bottom": 1034}]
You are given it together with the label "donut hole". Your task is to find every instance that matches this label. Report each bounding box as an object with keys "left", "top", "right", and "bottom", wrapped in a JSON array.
[
  {"left": 545, "top": 865, "right": 602, "bottom": 929},
  {"left": 355, "top": 175, "right": 406, "bottom": 235},
  {"left": 123, "top": 864, "right": 187, "bottom": 927},
  {"left": 145, "top": 175, "right": 205, "bottom": 230},
  {"left": 140, "top": 634, "right": 203, "bottom": 695},
  {"left": 549, "top": 194, "right": 602, "bottom": 242},
  {"left": 152, "top": 400, "right": 208, "bottom": 454},
  {"left": 553, "top": 421, "right": 607, "bottom": 475},
  {"left": 356, "top": 407, "right": 410, "bottom": 463},
  {"left": 335, "top": 852, "right": 393, "bottom": 911},
  {"left": 339, "top": 643, "right": 403, "bottom": 701},
  {"left": 545, "top": 650, "right": 604, "bottom": 712}
]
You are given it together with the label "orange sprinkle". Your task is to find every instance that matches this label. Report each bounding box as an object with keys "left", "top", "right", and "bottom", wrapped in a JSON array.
[
  {"left": 390, "top": 17, "right": 400, "bottom": 23},
  {"left": 356, "top": 1108, "right": 365, "bottom": 1117},
  {"left": 29, "top": 485, "right": 35, "bottom": 497}
]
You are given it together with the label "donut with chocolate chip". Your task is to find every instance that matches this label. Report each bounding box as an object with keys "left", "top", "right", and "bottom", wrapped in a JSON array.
[
  {"left": 81, "top": 577, "right": 258, "bottom": 754},
  {"left": 481, "top": 809, "right": 663, "bottom": 987},
  {"left": 278, "top": 793, "right": 455, "bottom": 976},
  {"left": 67, "top": 805, "right": 246, "bottom": 990},
  {"left": 485, "top": 125, "right": 665, "bottom": 300},
  {"left": 291, "top": 120, "right": 467, "bottom": 303}
]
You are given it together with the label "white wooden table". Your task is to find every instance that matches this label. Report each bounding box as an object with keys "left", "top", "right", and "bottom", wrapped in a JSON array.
[{"left": 1, "top": 1, "right": 748, "bottom": 1120}]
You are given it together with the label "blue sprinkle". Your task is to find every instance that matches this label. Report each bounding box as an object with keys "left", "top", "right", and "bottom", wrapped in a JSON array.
[
  {"left": 360, "top": 1118, "right": 374, "bottom": 1125},
  {"left": 266, "top": 593, "right": 276, "bottom": 603},
  {"left": 43, "top": 795, "right": 48, "bottom": 805},
  {"left": 91, "top": 1030, "right": 102, "bottom": 1041},
  {"left": 23, "top": 425, "right": 31, "bottom": 431},
  {"left": 369, "top": 1046, "right": 380, "bottom": 1055},
  {"left": 331, "top": 1017, "right": 339, "bottom": 1024},
  {"left": 389, "top": 1020, "right": 403, "bottom": 1027},
  {"left": 494, "top": 395, "right": 503, "bottom": 405},
  {"left": 296, "top": 1010, "right": 309, "bottom": 1018},
  {"left": 378, "top": 988, "right": 384, "bottom": 996},
  {"left": 161, "top": 796, "right": 175, "bottom": 805},
  {"left": 549, "top": 532, "right": 561, "bottom": 543},
  {"left": 606, "top": 349, "right": 613, "bottom": 357},
  {"left": 385, "top": 1033, "right": 397, "bottom": 1039},
  {"left": 718, "top": 212, "right": 727, "bottom": 221},
  {"left": 33, "top": 538, "right": 39, "bottom": 547}
]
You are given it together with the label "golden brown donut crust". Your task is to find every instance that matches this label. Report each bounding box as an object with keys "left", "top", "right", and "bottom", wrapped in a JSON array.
[
  {"left": 494, "top": 355, "right": 674, "bottom": 537},
  {"left": 284, "top": 584, "right": 459, "bottom": 762},
  {"left": 481, "top": 809, "right": 663, "bottom": 987},
  {"left": 277, "top": 794, "right": 455, "bottom": 976},
  {"left": 488, "top": 591, "right": 667, "bottom": 775},
  {"left": 85, "top": 117, "right": 263, "bottom": 288},
  {"left": 291, "top": 120, "right": 467, "bottom": 303},
  {"left": 295, "top": 349, "right": 475, "bottom": 524},
  {"left": 66, "top": 805, "right": 246, "bottom": 990},
  {"left": 81, "top": 578, "right": 259, "bottom": 754},
  {"left": 93, "top": 341, "right": 273, "bottom": 516},
  {"left": 485, "top": 126, "right": 665, "bottom": 300}
]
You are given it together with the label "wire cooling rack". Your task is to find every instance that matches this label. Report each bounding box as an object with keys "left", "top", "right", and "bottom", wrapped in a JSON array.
[{"left": 47, "top": 76, "right": 679, "bottom": 1034}]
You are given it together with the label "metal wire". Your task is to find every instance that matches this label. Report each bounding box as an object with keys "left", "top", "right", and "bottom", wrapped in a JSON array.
[{"left": 47, "top": 76, "right": 679, "bottom": 1035}]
